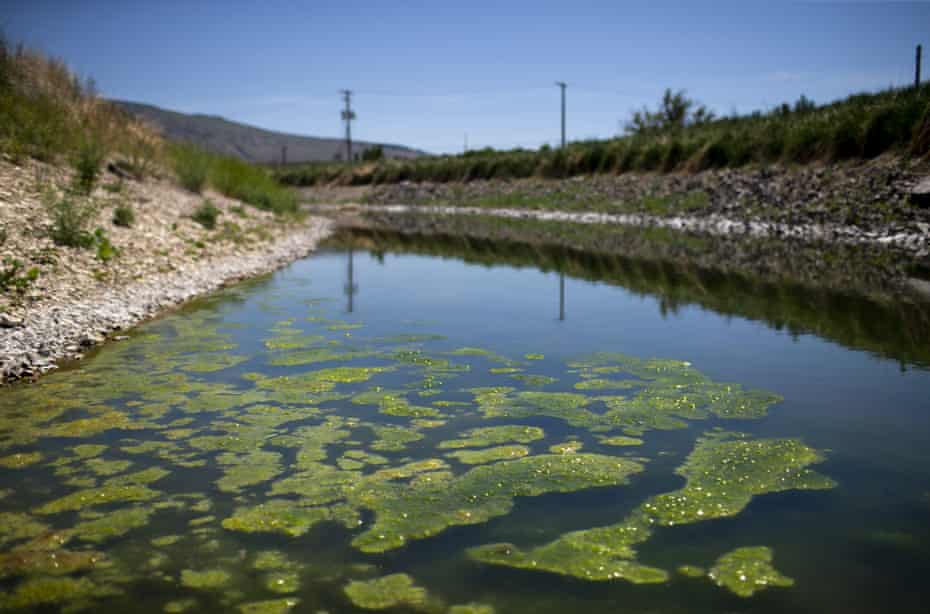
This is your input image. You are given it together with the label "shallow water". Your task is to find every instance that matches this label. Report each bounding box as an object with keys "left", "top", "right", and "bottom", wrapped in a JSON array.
[{"left": 1, "top": 233, "right": 929, "bottom": 613}]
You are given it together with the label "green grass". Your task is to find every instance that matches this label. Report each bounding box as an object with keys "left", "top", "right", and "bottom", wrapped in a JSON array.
[
  {"left": 278, "top": 85, "right": 930, "bottom": 187},
  {"left": 171, "top": 143, "right": 211, "bottom": 193},
  {"left": 192, "top": 200, "right": 220, "bottom": 229},
  {"left": 207, "top": 156, "right": 297, "bottom": 214}
]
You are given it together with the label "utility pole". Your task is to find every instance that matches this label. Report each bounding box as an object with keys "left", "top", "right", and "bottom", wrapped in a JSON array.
[
  {"left": 280, "top": 145, "right": 287, "bottom": 166},
  {"left": 555, "top": 81, "right": 566, "bottom": 148},
  {"left": 917, "top": 45, "right": 923, "bottom": 89},
  {"left": 340, "top": 90, "right": 355, "bottom": 163},
  {"left": 464, "top": 133, "right": 468, "bottom": 154}
]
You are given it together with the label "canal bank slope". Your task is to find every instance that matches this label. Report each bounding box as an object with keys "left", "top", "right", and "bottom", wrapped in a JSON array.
[{"left": 0, "top": 158, "right": 332, "bottom": 383}]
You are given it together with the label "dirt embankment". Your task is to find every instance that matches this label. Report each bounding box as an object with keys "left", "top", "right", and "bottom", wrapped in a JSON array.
[{"left": 0, "top": 159, "right": 331, "bottom": 383}]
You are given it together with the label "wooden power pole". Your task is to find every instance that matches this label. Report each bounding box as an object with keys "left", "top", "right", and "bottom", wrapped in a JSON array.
[
  {"left": 917, "top": 45, "right": 923, "bottom": 89},
  {"left": 555, "top": 81, "right": 566, "bottom": 148}
]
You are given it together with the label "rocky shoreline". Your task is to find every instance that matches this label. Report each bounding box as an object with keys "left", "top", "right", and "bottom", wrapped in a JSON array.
[
  {"left": 0, "top": 158, "right": 333, "bottom": 385},
  {"left": 0, "top": 221, "right": 331, "bottom": 383}
]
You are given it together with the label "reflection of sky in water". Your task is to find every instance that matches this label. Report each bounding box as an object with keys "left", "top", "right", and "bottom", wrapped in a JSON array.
[{"left": 0, "top": 245, "right": 928, "bottom": 614}]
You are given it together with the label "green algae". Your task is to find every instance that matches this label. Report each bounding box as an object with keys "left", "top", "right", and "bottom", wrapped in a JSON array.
[
  {"left": 72, "top": 507, "right": 151, "bottom": 543},
  {"left": 85, "top": 457, "right": 133, "bottom": 476},
  {"left": 269, "top": 347, "right": 375, "bottom": 366},
  {"left": 164, "top": 599, "right": 198, "bottom": 613},
  {"left": 510, "top": 374, "right": 557, "bottom": 387},
  {"left": 0, "top": 513, "right": 50, "bottom": 549},
  {"left": 640, "top": 434, "right": 836, "bottom": 526},
  {"left": 677, "top": 564, "right": 706, "bottom": 578},
  {"left": 438, "top": 425, "right": 545, "bottom": 449},
  {"left": 489, "top": 367, "right": 522, "bottom": 375},
  {"left": 446, "top": 445, "right": 530, "bottom": 465},
  {"left": 574, "top": 379, "right": 638, "bottom": 390},
  {"left": 0, "top": 548, "right": 103, "bottom": 579},
  {"left": 181, "top": 354, "right": 248, "bottom": 373},
  {"left": 599, "top": 436, "right": 643, "bottom": 447},
  {"left": 222, "top": 499, "right": 356, "bottom": 537},
  {"left": 216, "top": 450, "right": 283, "bottom": 493},
  {"left": 0, "top": 576, "right": 117, "bottom": 610},
  {"left": 449, "top": 604, "right": 495, "bottom": 614},
  {"left": 708, "top": 546, "right": 794, "bottom": 597},
  {"left": 269, "top": 463, "right": 360, "bottom": 505},
  {"left": 239, "top": 598, "right": 301, "bottom": 614},
  {"left": 343, "top": 573, "right": 429, "bottom": 610},
  {"left": 352, "top": 389, "right": 441, "bottom": 418},
  {"left": 180, "top": 568, "right": 231, "bottom": 589},
  {"left": 549, "top": 440, "right": 584, "bottom": 454},
  {"left": 252, "top": 550, "right": 297, "bottom": 571},
  {"left": 524, "top": 354, "right": 544, "bottom": 361},
  {"left": 0, "top": 451, "right": 43, "bottom": 468},
  {"left": 264, "top": 570, "right": 300, "bottom": 594},
  {"left": 37, "top": 484, "right": 161, "bottom": 515},
  {"left": 368, "top": 424, "right": 424, "bottom": 451},
  {"left": 294, "top": 417, "right": 352, "bottom": 468},
  {"left": 151, "top": 535, "right": 182, "bottom": 547},
  {"left": 264, "top": 334, "right": 326, "bottom": 350},
  {"left": 351, "top": 454, "right": 643, "bottom": 553},
  {"left": 469, "top": 433, "right": 834, "bottom": 584}
]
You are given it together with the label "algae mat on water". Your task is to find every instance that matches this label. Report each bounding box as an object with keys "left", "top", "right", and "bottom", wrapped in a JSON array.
[{"left": 0, "top": 297, "right": 831, "bottom": 610}]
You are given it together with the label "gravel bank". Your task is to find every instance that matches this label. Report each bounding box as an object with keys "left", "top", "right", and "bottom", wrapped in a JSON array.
[
  {"left": 308, "top": 202, "right": 930, "bottom": 256},
  {"left": 0, "top": 158, "right": 332, "bottom": 384}
]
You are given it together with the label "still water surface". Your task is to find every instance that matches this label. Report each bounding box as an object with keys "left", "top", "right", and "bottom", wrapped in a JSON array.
[{"left": 1, "top": 235, "right": 929, "bottom": 613}]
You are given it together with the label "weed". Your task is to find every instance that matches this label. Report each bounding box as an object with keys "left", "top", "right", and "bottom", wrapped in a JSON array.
[
  {"left": 171, "top": 143, "right": 211, "bottom": 193},
  {"left": 0, "top": 258, "right": 39, "bottom": 294},
  {"left": 210, "top": 156, "right": 296, "bottom": 214},
  {"left": 45, "top": 194, "right": 97, "bottom": 248},
  {"left": 192, "top": 200, "right": 220, "bottom": 229},
  {"left": 93, "top": 228, "right": 118, "bottom": 262},
  {"left": 112, "top": 204, "right": 135, "bottom": 228},
  {"left": 72, "top": 137, "right": 105, "bottom": 195}
]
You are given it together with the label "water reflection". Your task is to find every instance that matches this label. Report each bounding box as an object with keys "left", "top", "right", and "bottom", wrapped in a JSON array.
[{"left": 324, "top": 226, "right": 930, "bottom": 368}]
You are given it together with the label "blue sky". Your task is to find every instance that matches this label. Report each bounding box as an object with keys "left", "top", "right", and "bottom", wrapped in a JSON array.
[{"left": 3, "top": 1, "right": 928, "bottom": 153}]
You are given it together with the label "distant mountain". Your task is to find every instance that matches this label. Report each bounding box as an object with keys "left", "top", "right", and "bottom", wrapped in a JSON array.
[{"left": 113, "top": 100, "right": 428, "bottom": 164}]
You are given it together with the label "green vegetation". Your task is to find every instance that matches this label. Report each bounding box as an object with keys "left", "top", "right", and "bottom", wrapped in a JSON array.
[
  {"left": 0, "top": 38, "right": 297, "bottom": 217},
  {"left": 172, "top": 143, "right": 211, "bottom": 193},
  {"left": 707, "top": 546, "right": 794, "bottom": 597},
  {"left": 343, "top": 574, "right": 430, "bottom": 610},
  {"left": 0, "top": 258, "right": 39, "bottom": 294},
  {"left": 192, "top": 199, "right": 220, "bottom": 229},
  {"left": 210, "top": 156, "right": 297, "bottom": 214},
  {"left": 112, "top": 203, "right": 135, "bottom": 227},
  {"left": 44, "top": 194, "right": 97, "bottom": 248},
  {"left": 279, "top": 85, "right": 930, "bottom": 186}
]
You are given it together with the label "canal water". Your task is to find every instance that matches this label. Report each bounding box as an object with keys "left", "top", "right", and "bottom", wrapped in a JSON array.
[{"left": 1, "top": 230, "right": 929, "bottom": 613}]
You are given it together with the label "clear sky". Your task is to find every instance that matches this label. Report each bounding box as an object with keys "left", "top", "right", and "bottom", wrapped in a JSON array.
[{"left": 3, "top": 1, "right": 928, "bottom": 154}]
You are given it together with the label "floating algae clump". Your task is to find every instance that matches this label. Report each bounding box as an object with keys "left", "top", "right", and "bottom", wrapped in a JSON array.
[
  {"left": 36, "top": 484, "right": 161, "bottom": 515},
  {"left": 510, "top": 374, "right": 557, "bottom": 387},
  {"left": 449, "top": 604, "right": 495, "bottom": 614},
  {"left": 352, "top": 390, "right": 441, "bottom": 418},
  {"left": 351, "top": 454, "right": 643, "bottom": 553},
  {"left": 0, "top": 513, "right": 49, "bottom": 549},
  {"left": 0, "top": 451, "right": 43, "bottom": 468},
  {"left": 446, "top": 445, "right": 530, "bottom": 465},
  {"left": 640, "top": 434, "right": 836, "bottom": 526},
  {"left": 239, "top": 598, "right": 300, "bottom": 614},
  {"left": 265, "top": 570, "right": 300, "bottom": 594},
  {"left": 216, "top": 450, "right": 283, "bottom": 493},
  {"left": 0, "top": 576, "right": 116, "bottom": 609},
  {"left": 708, "top": 546, "right": 794, "bottom": 597},
  {"left": 677, "top": 565, "right": 706, "bottom": 578},
  {"left": 599, "top": 436, "right": 643, "bottom": 447},
  {"left": 368, "top": 424, "right": 424, "bottom": 451},
  {"left": 343, "top": 573, "right": 429, "bottom": 610},
  {"left": 438, "top": 425, "right": 545, "bottom": 449},
  {"left": 0, "top": 547, "right": 103, "bottom": 579},
  {"left": 470, "top": 433, "right": 834, "bottom": 584},
  {"left": 72, "top": 506, "right": 152, "bottom": 543},
  {"left": 222, "top": 499, "right": 356, "bottom": 537},
  {"left": 180, "top": 568, "right": 232, "bottom": 589},
  {"left": 85, "top": 457, "right": 133, "bottom": 476},
  {"left": 549, "top": 441, "right": 583, "bottom": 454}
]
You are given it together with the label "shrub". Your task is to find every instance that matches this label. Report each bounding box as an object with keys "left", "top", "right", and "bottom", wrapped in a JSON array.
[
  {"left": 112, "top": 204, "right": 135, "bottom": 228},
  {"left": 192, "top": 200, "right": 220, "bottom": 229},
  {"left": 73, "top": 137, "right": 105, "bottom": 195},
  {"left": 45, "top": 195, "right": 97, "bottom": 248},
  {"left": 0, "top": 257, "right": 39, "bottom": 294},
  {"left": 209, "top": 157, "right": 296, "bottom": 214},
  {"left": 172, "top": 143, "right": 211, "bottom": 193},
  {"left": 94, "top": 228, "right": 118, "bottom": 262}
]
